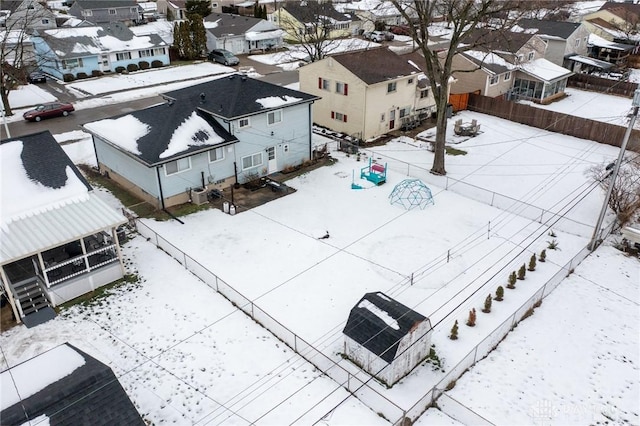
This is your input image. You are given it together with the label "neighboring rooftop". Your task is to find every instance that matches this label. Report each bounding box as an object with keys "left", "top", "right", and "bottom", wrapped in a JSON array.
[
  {"left": 331, "top": 47, "right": 421, "bottom": 85},
  {"left": 516, "top": 18, "right": 583, "bottom": 39}
]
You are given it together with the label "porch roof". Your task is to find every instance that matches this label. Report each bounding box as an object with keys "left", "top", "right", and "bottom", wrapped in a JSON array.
[
  {"left": 0, "top": 193, "right": 126, "bottom": 266},
  {"left": 518, "top": 58, "right": 573, "bottom": 83}
]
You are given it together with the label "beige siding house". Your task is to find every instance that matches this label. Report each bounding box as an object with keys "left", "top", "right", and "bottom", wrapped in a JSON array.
[{"left": 299, "top": 47, "right": 437, "bottom": 141}]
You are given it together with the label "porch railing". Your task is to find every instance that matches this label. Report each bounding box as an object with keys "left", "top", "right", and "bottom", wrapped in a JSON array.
[{"left": 44, "top": 245, "right": 118, "bottom": 286}]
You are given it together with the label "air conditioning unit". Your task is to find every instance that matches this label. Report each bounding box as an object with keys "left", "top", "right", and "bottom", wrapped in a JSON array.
[{"left": 191, "top": 188, "right": 208, "bottom": 205}]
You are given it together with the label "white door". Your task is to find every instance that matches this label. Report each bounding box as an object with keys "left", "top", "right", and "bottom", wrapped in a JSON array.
[
  {"left": 100, "top": 54, "right": 110, "bottom": 72},
  {"left": 267, "top": 146, "right": 277, "bottom": 174}
]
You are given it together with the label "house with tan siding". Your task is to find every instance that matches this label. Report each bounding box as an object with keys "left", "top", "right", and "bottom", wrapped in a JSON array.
[{"left": 299, "top": 47, "right": 438, "bottom": 141}]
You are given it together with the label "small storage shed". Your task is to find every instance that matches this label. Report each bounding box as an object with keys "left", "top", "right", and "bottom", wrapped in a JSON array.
[{"left": 343, "top": 292, "right": 433, "bottom": 387}]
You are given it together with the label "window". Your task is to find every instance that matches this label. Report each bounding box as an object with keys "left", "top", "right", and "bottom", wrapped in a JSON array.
[
  {"left": 331, "top": 111, "right": 347, "bottom": 122},
  {"left": 504, "top": 71, "right": 511, "bottom": 81},
  {"left": 575, "top": 38, "right": 580, "bottom": 47},
  {"left": 139, "top": 49, "right": 153, "bottom": 58},
  {"left": 154, "top": 47, "right": 166, "bottom": 56},
  {"left": 267, "top": 109, "right": 282, "bottom": 125},
  {"left": 62, "top": 58, "right": 83, "bottom": 69},
  {"left": 419, "top": 88, "right": 429, "bottom": 99},
  {"left": 489, "top": 75, "right": 499, "bottom": 85},
  {"left": 408, "top": 78, "right": 414, "bottom": 84},
  {"left": 318, "top": 78, "right": 330, "bottom": 91},
  {"left": 109, "top": 9, "right": 116, "bottom": 15},
  {"left": 209, "top": 147, "right": 224, "bottom": 162},
  {"left": 527, "top": 51, "right": 535, "bottom": 61},
  {"left": 131, "top": 7, "right": 138, "bottom": 13},
  {"left": 517, "top": 54, "right": 524, "bottom": 62},
  {"left": 41, "top": 19, "right": 49, "bottom": 24},
  {"left": 399, "top": 107, "right": 410, "bottom": 118},
  {"left": 336, "top": 81, "right": 348, "bottom": 95},
  {"left": 387, "top": 82, "right": 397, "bottom": 93},
  {"left": 83, "top": 10, "right": 93, "bottom": 16},
  {"left": 242, "top": 152, "right": 263, "bottom": 170},
  {"left": 116, "top": 52, "right": 132, "bottom": 61},
  {"left": 380, "top": 113, "right": 385, "bottom": 122},
  {"left": 165, "top": 157, "right": 190, "bottom": 175},
  {"left": 238, "top": 118, "right": 250, "bottom": 128},
  {"left": 212, "top": 3, "right": 219, "bottom": 8}
]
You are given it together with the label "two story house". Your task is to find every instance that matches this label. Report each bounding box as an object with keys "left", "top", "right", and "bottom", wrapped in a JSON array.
[
  {"left": 32, "top": 21, "right": 169, "bottom": 80},
  {"left": 1, "top": 0, "right": 57, "bottom": 31},
  {"left": 339, "top": 0, "right": 404, "bottom": 32},
  {"left": 83, "top": 75, "right": 319, "bottom": 209},
  {"left": 68, "top": 0, "right": 143, "bottom": 26},
  {"left": 204, "top": 13, "right": 283, "bottom": 54},
  {"left": 299, "top": 47, "right": 438, "bottom": 141},
  {"left": 272, "top": 1, "right": 361, "bottom": 41}
]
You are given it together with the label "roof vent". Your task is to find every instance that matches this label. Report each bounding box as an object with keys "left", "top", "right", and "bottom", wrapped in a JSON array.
[
  {"left": 241, "top": 75, "right": 247, "bottom": 81},
  {"left": 200, "top": 92, "right": 206, "bottom": 103}
]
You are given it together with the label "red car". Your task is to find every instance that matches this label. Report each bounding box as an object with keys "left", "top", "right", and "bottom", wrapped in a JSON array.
[
  {"left": 389, "top": 25, "right": 411, "bottom": 36},
  {"left": 23, "top": 102, "right": 74, "bottom": 122}
]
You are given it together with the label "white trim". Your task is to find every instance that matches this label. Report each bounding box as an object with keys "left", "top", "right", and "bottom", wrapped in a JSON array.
[
  {"left": 241, "top": 152, "right": 263, "bottom": 170},
  {"left": 164, "top": 157, "right": 191, "bottom": 176},
  {"left": 208, "top": 147, "right": 225, "bottom": 163},
  {"left": 267, "top": 109, "right": 282, "bottom": 126}
]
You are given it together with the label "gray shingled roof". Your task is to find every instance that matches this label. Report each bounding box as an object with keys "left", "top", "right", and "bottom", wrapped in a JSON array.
[
  {"left": 281, "top": 2, "right": 358, "bottom": 23},
  {"left": 463, "top": 28, "right": 535, "bottom": 54},
  {"left": 162, "top": 74, "right": 320, "bottom": 120},
  {"left": 1, "top": 130, "right": 92, "bottom": 192},
  {"left": 343, "top": 292, "right": 428, "bottom": 364},
  {"left": 517, "top": 19, "right": 582, "bottom": 40},
  {"left": 332, "top": 47, "right": 421, "bottom": 85},
  {"left": 38, "top": 22, "right": 166, "bottom": 60},
  {"left": 0, "top": 343, "right": 145, "bottom": 426},
  {"left": 84, "top": 100, "right": 239, "bottom": 167},
  {"left": 72, "top": 0, "right": 139, "bottom": 9},
  {"left": 459, "top": 51, "right": 512, "bottom": 75},
  {"left": 204, "top": 13, "right": 263, "bottom": 37}
]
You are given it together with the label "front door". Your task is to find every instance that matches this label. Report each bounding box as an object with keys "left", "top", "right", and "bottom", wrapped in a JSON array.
[
  {"left": 100, "top": 54, "right": 110, "bottom": 72},
  {"left": 267, "top": 146, "right": 277, "bottom": 174},
  {"left": 389, "top": 109, "right": 396, "bottom": 129}
]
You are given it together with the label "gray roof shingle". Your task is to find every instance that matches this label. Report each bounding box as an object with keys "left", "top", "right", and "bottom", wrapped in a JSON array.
[
  {"left": 343, "top": 292, "right": 428, "bottom": 363},
  {"left": 72, "top": 0, "right": 139, "bottom": 9},
  {"left": 517, "top": 19, "right": 582, "bottom": 40},
  {"left": 332, "top": 47, "right": 421, "bottom": 85},
  {"left": 204, "top": 13, "right": 263, "bottom": 37}
]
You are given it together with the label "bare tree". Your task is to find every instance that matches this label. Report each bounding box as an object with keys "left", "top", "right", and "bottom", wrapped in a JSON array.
[
  {"left": 1, "top": 2, "right": 54, "bottom": 116},
  {"left": 276, "top": 1, "right": 355, "bottom": 63},
  {"left": 588, "top": 157, "right": 640, "bottom": 229},
  {"left": 389, "top": 0, "right": 559, "bottom": 175}
]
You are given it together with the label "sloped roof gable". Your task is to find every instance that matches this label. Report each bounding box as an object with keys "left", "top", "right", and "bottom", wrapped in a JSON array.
[
  {"left": 517, "top": 19, "right": 582, "bottom": 40},
  {"left": 204, "top": 13, "right": 266, "bottom": 36},
  {"left": 332, "top": 47, "right": 421, "bottom": 85},
  {"left": 343, "top": 292, "right": 428, "bottom": 363},
  {"left": 73, "top": 0, "right": 139, "bottom": 9},
  {"left": 281, "top": 2, "right": 356, "bottom": 23}
]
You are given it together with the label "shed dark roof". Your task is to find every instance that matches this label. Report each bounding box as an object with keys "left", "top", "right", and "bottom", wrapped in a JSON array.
[
  {"left": 162, "top": 74, "right": 319, "bottom": 120},
  {"left": 204, "top": 13, "right": 263, "bottom": 36},
  {"left": 72, "top": 0, "right": 139, "bottom": 9},
  {"left": 0, "top": 130, "right": 92, "bottom": 192},
  {"left": 332, "top": 47, "right": 421, "bottom": 85},
  {"left": 517, "top": 19, "right": 582, "bottom": 40},
  {"left": 343, "top": 292, "right": 428, "bottom": 363},
  {"left": 281, "top": 2, "right": 358, "bottom": 23},
  {"left": 0, "top": 343, "right": 145, "bottom": 426},
  {"left": 84, "top": 100, "right": 239, "bottom": 166}
]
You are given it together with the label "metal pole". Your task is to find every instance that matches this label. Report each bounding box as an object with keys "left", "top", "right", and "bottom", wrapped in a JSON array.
[{"left": 589, "top": 89, "right": 640, "bottom": 251}]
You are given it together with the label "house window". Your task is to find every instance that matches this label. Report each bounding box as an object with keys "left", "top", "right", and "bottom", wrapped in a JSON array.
[
  {"left": 419, "top": 88, "right": 429, "bottom": 98},
  {"left": 387, "top": 82, "right": 397, "bottom": 93},
  {"left": 267, "top": 109, "right": 282, "bottom": 125},
  {"left": 153, "top": 47, "right": 166, "bottom": 56},
  {"left": 116, "top": 52, "right": 132, "bottom": 61},
  {"left": 336, "top": 81, "right": 348, "bottom": 95},
  {"left": 139, "top": 49, "right": 153, "bottom": 58},
  {"left": 504, "top": 71, "right": 511, "bottom": 81},
  {"left": 165, "top": 157, "right": 190, "bottom": 175},
  {"left": 131, "top": 7, "right": 138, "bottom": 13},
  {"left": 575, "top": 38, "right": 580, "bottom": 47},
  {"left": 399, "top": 107, "right": 410, "bottom": 118},
  {"left": 242, "top": 152, "right": 263, "bottom": 170},
  {"left": 83, "top": 10, "right": 93, "bottom": 16},
  {"left": 212, "top": 3, "right": 219, "bottom": 8},
  {"left": 331, "top": 111, "right": 347, "bottom": 122},
  {"left": 380, "top": 113, "right": 385, "bottom": 122},
  {"left": 318, "top": 78, "right": 330, "bottom": 91},
  {"left": 238, "top": 118, "right": 250, "bottom": 128},
  {"left": 518, "top": 54, "right": 524, "bottom": 62},
  {"left": 62, "top": 58, "right": 83, "bottom": 69},
  {"left": 489, "top": 75, "right": 499, "bottom": 85},
  {"left": 41, "top": 19, "right": 49, "bottom": 24},
  {"left": 209, "top": 147, "right": 224, "bottom": 162},
  {"left": 527, "top": 51, "right": 535, "bottom": 61},
  {"left": 408, "top": 78, "right": 414, "bottom": 84},
  {"left": 109, "top": 9, "right": 116, "bottom": 15}
]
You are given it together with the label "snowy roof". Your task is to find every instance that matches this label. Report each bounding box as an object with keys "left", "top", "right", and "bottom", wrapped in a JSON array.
[
  {"left": 37, "top": 21, "right": 166, "bottom": 59},
  {"left": 331, "top": 47, "right": 421, "bottom": 85},
  {"left": 0, "top": 343, "right": 145, "bottom": 425},
  {"left": 71, "top": 0, "right": 139, "bottom": 9},
  {"left": 518, "top": 58, "right": 573, "bottom": 83},
  {"left": 83, "top": 103, "right": 239, "bottom": 166},
  {"left": 516, "top": 19, "right": 582, "bottom": 40},
  {"left": 588, "top": 33, "right": 636, "bottom": 51},
  {"left": 204, "top": 13, "right": 267, "bottom": 37},
  {"left": 0, "top": 131, "right": 126, "bottom": 264},
  {"left": 281, "top": 2, "right": 357, "bottom": 23},
  {"left": 162, "top": 74, "right": 319, "bottom": 120},
  {"left": 461, "top": 49, "right": 516, "bottom": 75},
  {"left": 245, "top": 29, "right": 285, "bottom": 41},
  {"left": 343, "top": 292, "right": 429, "bottom": 363},
  {"left": 567, "top": 54, "right": 613, "bottom": 70}
]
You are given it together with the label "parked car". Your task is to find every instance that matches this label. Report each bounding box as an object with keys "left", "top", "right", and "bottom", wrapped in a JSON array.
[
  {"left": 208, "top": 49, "right": 240, "bottom": 66},
  {"left": 368, "top": 30, "right": 393, "bottom": 42},
  {"left": 389, "top": 25, "right": 410, "bottom": 36},
  {"left": 27, "top": 71, "right": 46, "bottom": 84},
  {"left": 23, "top": 102, "right": 74, "bottom": 122}
]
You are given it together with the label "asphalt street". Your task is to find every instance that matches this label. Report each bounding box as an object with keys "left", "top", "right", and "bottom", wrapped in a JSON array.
[{"left": 3, "top": 57, "right": 298, "bottom": 139}]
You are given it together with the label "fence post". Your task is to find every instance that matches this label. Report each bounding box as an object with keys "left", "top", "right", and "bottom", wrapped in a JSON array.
[
  {"left": 447, "top": 249, "right": 450, "bottom": 263},
  {"left": 183, "top": 253, "right": 187, "bottom": 268},
  {"left": 491, "top": 192, "right": 495, "bottom": 206},
  {"left": 487, "top": 221, "right": 490, "bottom": 240}
]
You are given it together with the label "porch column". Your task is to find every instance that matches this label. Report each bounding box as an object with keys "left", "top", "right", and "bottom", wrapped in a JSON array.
[
  {"left": 111, "top": 227, "right": 126, "bottom": 276},
  {"left": 79, "top": 238, "right": 90, "bottom": 271},
  {"left": 37, "top": 252, "right": 51, "bottom": 287},
  {"left": 0, "top": 267, "right": 21, "bottom": 324}
]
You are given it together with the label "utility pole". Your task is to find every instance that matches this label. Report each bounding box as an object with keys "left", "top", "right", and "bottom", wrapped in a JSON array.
[{"left": 589, "top": 88, "right": 640, "bottom": 251}]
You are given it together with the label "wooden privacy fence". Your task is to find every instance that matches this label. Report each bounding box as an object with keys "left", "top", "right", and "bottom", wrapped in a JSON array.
[
  {"left": 567, "top": 74, "right": 637, "bottom": 98},
  {"left": 467, "top": 94, "right": 640, "bottom": 153}
]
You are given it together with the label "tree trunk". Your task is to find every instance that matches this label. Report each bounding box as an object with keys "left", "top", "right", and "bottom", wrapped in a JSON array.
[
  {"left": 431, "top": 93, "right": 449, "bottom": 175},
  {"left": 1, "top": 88, "right": 13, "bottom": 117}
]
